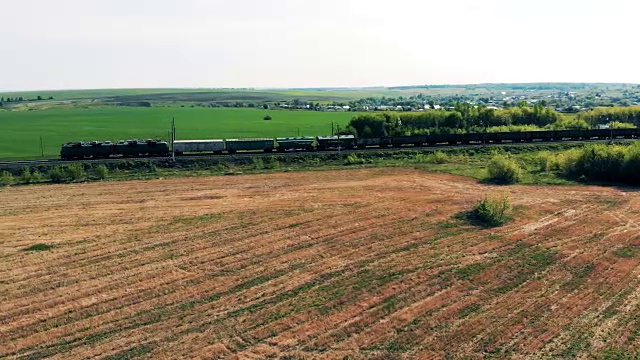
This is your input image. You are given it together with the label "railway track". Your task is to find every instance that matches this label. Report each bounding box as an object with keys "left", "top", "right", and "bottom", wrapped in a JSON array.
[{"left": 0, "top": 138, "right": 634, "bottom": 169}]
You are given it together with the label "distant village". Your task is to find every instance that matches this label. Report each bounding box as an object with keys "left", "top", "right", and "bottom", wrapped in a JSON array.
[{"left": 261, "top": 89, "right": 640, "bottom": 114}]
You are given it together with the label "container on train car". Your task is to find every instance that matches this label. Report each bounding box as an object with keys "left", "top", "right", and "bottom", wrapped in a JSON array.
[
  {"left": 553, "top": 130, "right": 582, "bottom": 140},
  {"left": 225, "top": 138, "right": 276, "bottom": 153},
  {"left": 173, "top": 140, "right": 225, "bottom": 155},
  {"left": 585, "top": 128, "right": 637, "bottom": 139},
  {"left": 276, "top": 137, "right": 315, "bottom": 151},
  {"left": 356, "top": 137, "right": 392, "bottom": 148},
  {"left": 316, "top": 135, "right": 356, "bottom": 150},
  {"left": 390, "top": 135, "right": 427, "bottom": 147},
  {"left": 428, "top": 133, "right": 465, "bottom": 145}
]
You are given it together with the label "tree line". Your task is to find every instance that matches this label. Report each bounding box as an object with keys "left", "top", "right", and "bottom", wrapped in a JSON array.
[
  {"left": 343, "top": 103, "right": 573, "bottom": 136},
  {"left": 0, "top": 95, "right": 54, "bottom": 106}
]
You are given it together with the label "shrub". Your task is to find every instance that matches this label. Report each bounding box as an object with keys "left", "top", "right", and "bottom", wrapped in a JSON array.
[
  {"left": 430, "top": 151, "right": 449, "bottom": 164},
  {"left": 486, "top": 154, "right": 522, "bottom": 184},
  {"left": 31, "top": 170, "right": 44, "bottom": 183},
  {"left": 263, "top": 115, "right": 272, "bottom": 120},
  {"left": 559, "top": 144, "right": 625, "bottom": 182},
  {"left": 344, "top": 154, "right": 366, "bottom": 165},
  {"left": 622, "top": 143, "right": 640, "bottom": 184},
  {"left": 470, "top": 194, "right": 513, "bottom": 227},
  {"left": 19, "top": 167, "right": 32, "bottom": 183},
  {"left": 23, "top": 243, "right": 55, "bottom": 251},
  {"left": 65, "top": 163, "right": 86, "bottom": 181},
  {"left": 251, "top": 157, "right": 265, "bottom": 170},
  {"left": 1, "top": 170, "right": 15, "bottom": 186},
  {"left": 49, "top": 166, "right": 67, "bottom": 183},
  {"left": 49, "top": 163, "right": 86, "bottom": 183},
  {"left": 93, "top": 164, "right": 109, "bottom": 180}
]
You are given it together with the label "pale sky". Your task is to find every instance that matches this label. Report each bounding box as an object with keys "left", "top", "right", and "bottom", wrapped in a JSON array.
[{"left": 1, "top": 0, "right": 637, "bottom": 91}]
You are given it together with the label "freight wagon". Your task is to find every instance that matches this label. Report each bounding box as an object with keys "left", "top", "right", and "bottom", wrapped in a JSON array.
[
  {"left": 225, "top": 138, "right": 276, "bottom": 153},
  {"left": 173, "top": 140, "right": 225, "bottom": 155},
  {"left": 276, "top": 137, "right": 315, "bottom": 151},
  {"left": 59, "top": 128, "right": 640, "bottom": 160},
  {"left": 316, "top": 135, "right": 356, "bottom": 150}
]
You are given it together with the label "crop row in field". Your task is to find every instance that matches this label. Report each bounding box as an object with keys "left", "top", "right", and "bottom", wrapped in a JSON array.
[{"left": 2, "top": 169, "right": 640, "bottom": 358}]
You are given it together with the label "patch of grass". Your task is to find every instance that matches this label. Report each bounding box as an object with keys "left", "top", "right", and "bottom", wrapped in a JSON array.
[
  {"left": 494, "top": 248, "right": 557, "bottom": 294},
  {"left": 455, "top": 263, "right": 492, "bottom": 280},
  {"left": 172, "top": 213, "right": 223, "bottom": 224},
  {"left": 457, "top": 194, "right": 513, "bottom": 228},
  {"left": 614, "top": 246, "right": 637, "bottom": 258},
  {"left": 103, "top": 343, "right": 153, "bottom": 360},
  {"left": 23, "top": 243, "right": 55, "bottom": 252},
  {"left": 459, "top": 303, "right": 482, "bottom": 318}
]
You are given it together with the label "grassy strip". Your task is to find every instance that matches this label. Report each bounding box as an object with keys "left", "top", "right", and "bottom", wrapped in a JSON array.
[{"left": 1, "top": 142, "right": 614, "bottom": 188}]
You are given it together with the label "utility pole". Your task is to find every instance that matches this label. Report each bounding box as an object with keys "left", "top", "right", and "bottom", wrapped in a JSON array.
[
  {"left": 171, "top": 117, "right": 176, "bottom": 161},
  {"left": 336, "top": 125, "right": 341, "bottom": 156},
  {"left": 40, "top": 136, "right": 44, "bottom": 157},
  {"left": 610, "top": 118, "right": 614, "bottom": 142}
]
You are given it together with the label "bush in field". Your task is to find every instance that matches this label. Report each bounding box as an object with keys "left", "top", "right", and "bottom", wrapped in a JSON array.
[
  {"left": 93, "top": 164, "right": 109, "bottom": 180},
  {"left": 31, "top": 170, "right": 44, "bottom": 183},
  {"left": 49, "top": 164, "right": 86, "bottom": 183},
  {"left": 49, "top": 166, "right": 66, "bottom": 183},
  {"left": 65, "top": 163, "right": 86, "bottom": 181},
  {"left": 251, "top": 157, "right": 265, "bottom": 170},
  {"left": 1, "top": 171, "right": 15, "bottom": 186},
  {"left": 486, "top": 154, "right": 522, "bottom": 184},
  {"left": 19, "top": 167, "right": 32, "bottom": 183},
  {"left": 470, "top": 194, "right": 513, "bottom": 227},
  {"left": 344, "top": 153, "right": 367, "bottom": 165},
  {"left": 622, "top": 143, "right": 640, "bottom": 184},
  {"left": 428, "top": 151, "right": 449, "bottom": 164},
  {"left": 559, "top": 144, "right": 625, "bottom": 182}
]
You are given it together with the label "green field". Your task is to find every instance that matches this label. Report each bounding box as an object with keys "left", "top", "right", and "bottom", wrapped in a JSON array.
[
  {"left": 0, "top": 108, "right": 356, "bottom": 160},
  {"left": 0, "top": 88, "right": 404, "bottom": 102}
]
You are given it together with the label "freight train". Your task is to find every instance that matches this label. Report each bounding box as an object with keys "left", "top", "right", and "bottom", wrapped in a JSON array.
[{"left": 60, "top": 128, "right": 639, "bottom": 159}]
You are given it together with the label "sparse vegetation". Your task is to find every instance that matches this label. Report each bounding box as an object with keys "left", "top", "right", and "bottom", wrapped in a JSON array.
[
  {"left": 23, "top": 243, "right": 55, "bottom": 252},
  {"left": 538, "top": 143, "right": 640, "bottom": 185},
  {"left": 467, "top": 194, "right": 513, "bottom": 227},
  {"left": 92, "top": 164, "right": 109, "bottom": 180},
  {"left": 49, "top": 163, "right": 86, "bottom": 183},
  {"left": 2, "top": 168, "right": 639, "bottom": 358},
  {"left": 486, "top": 154, "right": 523, "bottom": 184},
  {"left": 344, "top": 153, "right": 368, "bottom": 165},
  {"left": 1, "top": 170, "right": 15, "bottom": 186}
]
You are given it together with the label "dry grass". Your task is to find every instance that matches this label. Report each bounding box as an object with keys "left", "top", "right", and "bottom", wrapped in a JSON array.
[{"left": 2, "top": 168, "right": 640, "bottom": 358}]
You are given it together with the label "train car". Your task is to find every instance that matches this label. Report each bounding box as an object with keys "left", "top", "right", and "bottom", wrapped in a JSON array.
[
  {"left": 225, "top": 138, "right": 275, "bottom": 153},
  {"left": 276, "top": 137, "right": 315, "bottom": 151},
  {"left": 485, "top": 131, "right": 532, "bottom": 143},
  {"left": 390, "top": 135, "right": 427, "bottom": 147},
  {"left": 427, "top": 133, "right": 466, "bottom": 145},
  {"left": 553, "top": 130, "right": 583, "bottom": 140},
  {"left": 608, "top": 128, "right": 636, "bottom": 139},
  {"left": 60, "top": 141, "right": 115, "bottom": 160},
  {"left": 173, "top": 140, "right": 225, "bottom": 155},
  {"left": 115, "top": 139, "right": 170, "bottom": 157},
  {"left": 316, "top": 135, "right": 356, "bottom": 150},
  {"left": 356, "top": 137, "right": 392, "bottom": 148}
]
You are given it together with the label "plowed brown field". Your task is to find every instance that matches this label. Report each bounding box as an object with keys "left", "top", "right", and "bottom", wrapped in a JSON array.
[{"left": 2, "top": 168, "right": 640, "bottom": 359}]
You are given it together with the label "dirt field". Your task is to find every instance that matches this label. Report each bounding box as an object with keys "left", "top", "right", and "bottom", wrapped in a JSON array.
[{"left": 2, "top": 168, "right": 640, "bottom": 359}]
